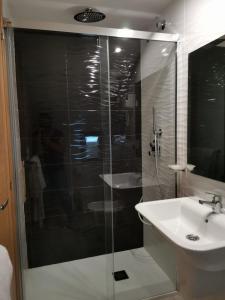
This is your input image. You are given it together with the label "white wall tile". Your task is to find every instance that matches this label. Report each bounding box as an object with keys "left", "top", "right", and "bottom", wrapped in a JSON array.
[{"left": 163, "top": 0, "right": 225, "bottom": 199}]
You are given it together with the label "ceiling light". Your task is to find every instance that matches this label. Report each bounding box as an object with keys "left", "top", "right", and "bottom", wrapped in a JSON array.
[
  {"left": 114, "top": 47, "right": 122, "bottom": 53},
  {"left": 118, "top": 28, "right": 133, "bottom": 38}
]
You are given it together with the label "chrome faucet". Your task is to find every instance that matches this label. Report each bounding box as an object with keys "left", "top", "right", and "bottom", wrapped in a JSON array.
[{"left": 199, "top": 192, "right": 223, "bottom": 223}]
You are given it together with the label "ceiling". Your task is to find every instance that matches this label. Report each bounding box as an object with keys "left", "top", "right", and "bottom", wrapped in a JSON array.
[{"left": 7, "top": 0, "right": 173, "bottom": 31}]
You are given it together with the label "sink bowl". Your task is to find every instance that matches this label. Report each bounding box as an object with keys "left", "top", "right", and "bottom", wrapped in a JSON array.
[{"left": 136, "top": 197, "right": 225, "bottom": 271}]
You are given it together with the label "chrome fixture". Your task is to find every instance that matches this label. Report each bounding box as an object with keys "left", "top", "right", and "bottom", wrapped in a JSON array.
[
  {"left": 186, "top": 234, "right": 200, "bottom": 241},
  {"left": 74, "top": 8, "right": 106, "bottom": 23},
  {"left": 155, "top": 18, "right": 166, "bottom": 31},
  {"left": 149, "top": 107, "right": 162, "bottom": 157},
  {"left": 199, "top": 192, "right": 223, "bottom": 223},
  {"left": 114, "top": 47, "right": 122, "bottom": 53},
  {"left": 0, "top": 199, "right": 9, "bottom": 211}
]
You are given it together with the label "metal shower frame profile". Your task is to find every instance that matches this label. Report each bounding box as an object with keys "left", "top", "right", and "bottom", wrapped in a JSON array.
[
  {"left": 11, "top": 19, "right": 179, "bottom": 42},
  {"left": 6, "top": 17, "right": 180, "bottom": 300}
]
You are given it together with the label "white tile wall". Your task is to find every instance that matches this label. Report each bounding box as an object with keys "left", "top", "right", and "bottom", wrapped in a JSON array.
[
  {"left": 140, "top": 40, "right": 177, "bottom": 289},
  {"left": 163, "top": 0, "right": 225, "bottom": 200},
  {"left": 162, "top": 2, "right": 225, "bottom": 299}
]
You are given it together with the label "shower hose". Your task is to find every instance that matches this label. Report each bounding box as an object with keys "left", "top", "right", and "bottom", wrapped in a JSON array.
[{"left": 138, "top": 130, "right": 164, "bottom": 226}]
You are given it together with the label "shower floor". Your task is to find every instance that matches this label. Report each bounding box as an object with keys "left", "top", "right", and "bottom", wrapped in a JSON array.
[{"left": 23, "top": 247, "right": 175, "bottom": 300}]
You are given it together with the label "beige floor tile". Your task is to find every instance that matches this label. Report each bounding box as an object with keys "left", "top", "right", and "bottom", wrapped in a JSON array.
[{"left": 151, "top": 292, "right": 183, "bottom": 300}]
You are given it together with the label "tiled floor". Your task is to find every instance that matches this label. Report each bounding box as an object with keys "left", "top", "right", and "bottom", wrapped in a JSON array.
[
  {"left": 23, "top": 247, "right": 176, "bottom": 300},
  {"left": 154, "top": 293, "right": 183, "bottom": 300}
]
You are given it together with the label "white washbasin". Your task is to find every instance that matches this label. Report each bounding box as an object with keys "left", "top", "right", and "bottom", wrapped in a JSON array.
[
  {"left": 136, "top": 197, "right": 225, "bottom": 252},
  {"left": 136, "top": 197, "right": 225, "bottom": 271}
]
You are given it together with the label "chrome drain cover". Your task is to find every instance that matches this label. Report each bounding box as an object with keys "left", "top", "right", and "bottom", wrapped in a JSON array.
[{"left": 186, "top": 234, "right": 200, "bottom": 241}]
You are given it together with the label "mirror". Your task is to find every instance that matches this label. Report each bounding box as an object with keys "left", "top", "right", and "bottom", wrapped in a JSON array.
[{"left": 188, "top": 35, "right": 225, "bottom": 182}]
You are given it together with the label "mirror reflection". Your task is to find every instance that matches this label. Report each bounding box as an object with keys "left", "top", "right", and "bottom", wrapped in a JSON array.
[{"left": 188, "top": 35, "right": 225, "bottom": 182}]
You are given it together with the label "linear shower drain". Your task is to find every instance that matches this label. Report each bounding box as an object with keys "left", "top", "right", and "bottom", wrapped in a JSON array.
[{"left": 186, "top": 234, "right": 200, "bottom": 241}]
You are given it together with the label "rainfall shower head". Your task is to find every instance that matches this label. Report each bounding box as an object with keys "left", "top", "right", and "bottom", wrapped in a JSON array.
[{"left": 74, "top": 8, "right": 106, "bottom": 23}]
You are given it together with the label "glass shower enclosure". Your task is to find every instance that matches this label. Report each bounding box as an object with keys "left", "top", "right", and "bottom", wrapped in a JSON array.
[{"left": 8, "top": 26, "right": 177, "bottom": 300}]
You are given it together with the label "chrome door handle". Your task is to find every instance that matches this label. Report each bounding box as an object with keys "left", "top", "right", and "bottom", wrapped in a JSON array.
[{"left": 0, "top": 199, "right": 9, "bottom": 211}]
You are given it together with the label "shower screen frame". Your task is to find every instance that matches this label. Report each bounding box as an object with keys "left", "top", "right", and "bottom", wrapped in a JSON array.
[
  {"left": 12, "top": 20, "right": 179, "bottom": 42},
  {"left": 7, "top": 21, "right": 179, "bottom": 300}
]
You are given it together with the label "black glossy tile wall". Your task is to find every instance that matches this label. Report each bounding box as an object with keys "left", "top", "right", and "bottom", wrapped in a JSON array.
[
  {"left": 69, "top": 110, "right": 102, "bottom": 135},
  {"left": 15, "top": 31, "right": 68, "bottom": 112},
  {"left": 110, "top": 110, "right": 139, "bottom": 135},
  {"left": 40, "top": 138, "right": 71, "bottom": 164},
  {"left": 113, "top": 187, "right": 143, "bottom": 252},
  {"left": 69, "top": 107, "right": 105, "bottom": 156},
  {"left": 42, "top": 164, "right": 70, "bottom": 190},
  {"left": 108, "top": 135, "right": 141, "bottom": 161},
  {"left": 26, "top": 215, "right": 106, "bottom": 267},
  {"left": 112, "top": 159, "right": 142, "bottom": 173},
  {"left": 67, "top": 35, "right": 102, "bottom": 111},
  {"left": 73, "top": 186, "right": 104, "bottom": 211},
  {"left": 109, "top": 37, "right": 141, "bottom": 111},
  {"left": 71, "top": 162, "right": 104, "bottom": 188},
  {"left": 15, "top": 30, "right": 143, "bottom": 267},
  {"left": 108, "top": 37, "right": 143, "bottom": 253},
  {"left": 43, "top": 190, "right": 70, "bottom": 218}
]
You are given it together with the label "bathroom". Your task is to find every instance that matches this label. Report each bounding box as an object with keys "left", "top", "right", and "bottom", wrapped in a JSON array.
[{"left": 0, "top": 0, "right": 225, "bottom": 300}]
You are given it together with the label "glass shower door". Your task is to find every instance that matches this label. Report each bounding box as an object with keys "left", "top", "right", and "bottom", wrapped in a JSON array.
[
  {"left": 106, "top": 37, "right": 177, "bottom": 300},
  {"left": 12, "top": 30, "right": 114, "bottom": 300},
  {"left": 11, "top": 26, "right": 177, "bottom": 300}
]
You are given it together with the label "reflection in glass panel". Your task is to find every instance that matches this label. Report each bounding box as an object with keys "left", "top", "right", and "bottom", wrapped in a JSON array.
[
  {"left": 108, "top": 37, "right": 177, "bottom": 300},
  {"left": 14, "top": 28, "right": 177, "bottom": 300},
  {"left": 15, "top": 30, "right": 114, "bottom": 300},
  {"left": 188, "top": 36, "right": 225, "bottom": 182}
]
